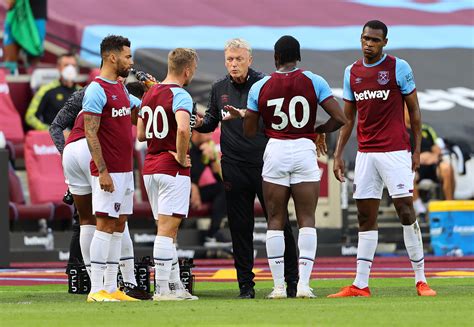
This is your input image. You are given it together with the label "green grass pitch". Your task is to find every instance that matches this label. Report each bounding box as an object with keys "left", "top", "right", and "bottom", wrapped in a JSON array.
[{"left": 0, "top": 278, "right": 473, "bottom": 326}]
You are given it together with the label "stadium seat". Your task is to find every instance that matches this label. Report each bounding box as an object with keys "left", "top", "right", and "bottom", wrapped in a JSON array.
[
  {"left": 0, "top": 70, "right": 25, "bottom": 158},
  {"left": 8, "top": 163, "right": 54, "bottom": 222},
  {"left": 23, "top": 130, "right": 73, "bottom": 221}
]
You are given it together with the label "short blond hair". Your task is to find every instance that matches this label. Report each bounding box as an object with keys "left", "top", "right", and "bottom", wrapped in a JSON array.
[
  {"left": 168, "top": 48, "right": 198, "bottom": 75},
  {"left": 224, "top": 38, "right": 252, "bottom": 54}
]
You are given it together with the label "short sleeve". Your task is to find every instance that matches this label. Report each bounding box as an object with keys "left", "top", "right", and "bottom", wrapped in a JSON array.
[
  {"left": 82, "top": 82, "right": 106, "bottom": 114},
  {"left": 396, "top": 58, "right": 416, "bottom": 95},
  {"left": 170, "top": 87, "right": 193, "bottom": 114},
  {"left": 247, "top": 76, "right": 270, "bottom": 112},
  {"left": 129, "top": 94, "right": 141, "bottom": 110},
  {"left": 302, "top": 71, "right": 334, "bottom": 104},
  {"left": 342, "top": 65, "right": 355, "bottom": 102}
]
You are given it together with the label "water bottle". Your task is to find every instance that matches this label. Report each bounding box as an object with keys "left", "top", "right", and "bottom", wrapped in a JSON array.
[
  {"left": 45, "top": 228, "right": 54, "bottom": 250},
  {"left": 131, "top": 68, "right": 158, "bottom": 89}
]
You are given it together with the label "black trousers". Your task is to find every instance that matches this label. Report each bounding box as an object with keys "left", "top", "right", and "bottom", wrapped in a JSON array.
[
  {"left": 222, "top": 160, "right": 299, "bottom": 289},
  {"left": 200, "top": 182, "right": 227, "bottom": 238}
]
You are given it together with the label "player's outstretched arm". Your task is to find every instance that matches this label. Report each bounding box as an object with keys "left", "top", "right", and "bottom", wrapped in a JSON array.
[
  {"left": 405, "top": 91, "right": 422, "bottom": 172},
  {"left": 84, "top": 114, "right": 114, "bottom": 192},
  {"left": 222, "top": 105, "right": 245, "bottom": 120},
  {"left": 332, "top": 101, "right": 357, "bottom": 182},
  {"left": 315, "top": 98, "right": 347, "bottom": 133}
]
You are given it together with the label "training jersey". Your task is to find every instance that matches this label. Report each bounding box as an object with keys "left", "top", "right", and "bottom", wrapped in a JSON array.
[
  {"left": 82, "top": 77, "right": 141, "bottom": 176},
  {"left": 247, "top": 68, "right": 333, "bottom": 140},
  {"left": 140, "top": 83, "right": 193, "bottom": 177},
  {"left": 343, "top": 54, "right": 416, "bottom": 152}
]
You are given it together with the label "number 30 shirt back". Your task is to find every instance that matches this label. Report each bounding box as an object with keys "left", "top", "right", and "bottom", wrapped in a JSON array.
[
  {"left": 140, "top": 84, "right": 193, "bottom": 176},
  {"left": 247, "top": 69, "right": 333, "bottom": 140}
]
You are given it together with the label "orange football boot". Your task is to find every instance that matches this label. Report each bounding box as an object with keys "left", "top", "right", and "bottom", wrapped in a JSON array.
[
  {"left": 327, "top": 285, "right": 371, "bottom": 298},
  {"left": 416, "top": 282, "right": 437, "bottom": 296}
]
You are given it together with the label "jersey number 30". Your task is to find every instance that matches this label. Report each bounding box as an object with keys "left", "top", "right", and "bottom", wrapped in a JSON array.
[
  {"left": 267, "top": 96, "right": 310, "bottom": 130},
  {"left": 142, "top": 106, "right": 169, "bottom": 139}
]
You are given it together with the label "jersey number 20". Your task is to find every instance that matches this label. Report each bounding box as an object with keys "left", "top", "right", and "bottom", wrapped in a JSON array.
[
  {"left": 267, "top": 96, "right": 310, "bottom": 130},
  {"left": 142, "top": 106, "right": 169, "bottom": 139}
]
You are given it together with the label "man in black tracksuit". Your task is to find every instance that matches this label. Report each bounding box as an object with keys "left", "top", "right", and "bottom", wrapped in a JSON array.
[{"left": 195, "top": 38, "right": 298, "bottom": 298}]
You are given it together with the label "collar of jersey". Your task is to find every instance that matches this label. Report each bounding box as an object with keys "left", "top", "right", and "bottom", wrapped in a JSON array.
[
  {"left": 96, "top": 76, "right": 118, "bottom": 84},
  {"left": 275, "top": 67, "right": 299, "bottom": 74},
  {"left": 362, "top": 53, "right": 387, "bottom": 68}
]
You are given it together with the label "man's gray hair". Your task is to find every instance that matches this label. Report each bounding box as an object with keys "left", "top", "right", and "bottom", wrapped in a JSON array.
[{"left": 224, "top": 38, "right": 252, "bottom": 54}]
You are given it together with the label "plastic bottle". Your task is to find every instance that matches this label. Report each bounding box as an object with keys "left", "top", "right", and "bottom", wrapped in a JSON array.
[{"left": 131, "top": 68, "right": 158, "bottom": 89}]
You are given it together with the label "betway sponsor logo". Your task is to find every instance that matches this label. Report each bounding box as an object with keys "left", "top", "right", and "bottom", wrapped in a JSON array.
[
  {"left": 24, "top": 235, "right": 48, "bottom": 246},
  {"left": 112, "top": 106, "right": 131, "bottom": 117},
  {"left": 333, "top": 87, "right": 474, "bottom": 111},
  {"left": 354, "top": 90, "right": 390, "bottom": 101},
  {"left": 33, "top": 144, "right": 59, "bottom": 155},
  {"left": 134, "top": 233, "right": 155, "bottom": 243},
  {"left": 341, "top": 245, "right": 358, "bottom": 256}
]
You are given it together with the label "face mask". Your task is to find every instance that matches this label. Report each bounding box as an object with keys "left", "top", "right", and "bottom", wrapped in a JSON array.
[{"left": 61, "top": 65, "right": 78, "bottom": 82}]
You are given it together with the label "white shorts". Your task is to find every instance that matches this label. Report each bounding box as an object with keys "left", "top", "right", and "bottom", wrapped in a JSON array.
[
  {"left": 143, "top": 173, "right": 191, "bottom": 219},
  {"left": 262, "top": 138, "right": 321, "bottom": 187},
  {"left": 91, "top": 172, "right": 134, "bottom": 218},
  {"left": 62, "top": 138, "right": 92, "bottom": 195},
  {"left": 353, "top": 150, "right": 414, "bottom": 199}
]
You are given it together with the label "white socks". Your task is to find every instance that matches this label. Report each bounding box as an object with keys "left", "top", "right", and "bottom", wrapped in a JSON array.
[
  {"left": 154, "top": 236, "right": 174, "bottom": 294},
  {"left": 104, "top": 232, "right": 123, "bottom": 293},
  {"left": 79, "top": 225, "right": 95, "bottom": 277},
  {"left": 119, "top": 223, "right": 137, "bottom": 286},
  {"left": 353, "top": 230, "right": 378, "bottom": 289},
  {"left": 169, "top": 244, "right": 181, "bottom": 286},
  {"left": 403, "top": 221, "right": 427, "bottom": 284},
  {"left": 298, "top": 227, "right": 317, "bottom": 288},
  {"left": 266, "top": 230, "right": 285, "bottom": 288},
  {"left": 89, "top": 230, "right": 112, "bottom": 294}
]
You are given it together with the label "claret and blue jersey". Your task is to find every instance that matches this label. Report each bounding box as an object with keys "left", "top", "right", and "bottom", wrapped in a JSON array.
[
  {"left": 247, "top": 68, "right": 333, "bottom": 140},
  {"left": 82, "top": 77, "right": 141, "bottom": 175},
  {"left": 140, "top": 83, "right": 193, "bottom": 177},
  {"left": 343, "top": 54, "right": 416, "bottom": 152}
]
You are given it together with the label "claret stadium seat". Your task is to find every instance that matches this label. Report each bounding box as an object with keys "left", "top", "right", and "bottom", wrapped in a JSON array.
[
  {"left": 0, "top": 70, "right": 25, "bottom": 159},
  {"left": 24, "top": 131, "right": 73, "bottom": 221},
  {"left": 9, "top": 163, "right": 54, "bottom": 223}
]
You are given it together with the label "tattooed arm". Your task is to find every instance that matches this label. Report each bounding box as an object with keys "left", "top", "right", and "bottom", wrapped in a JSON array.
[{"left": 84, "top": 114, "right": 114, "bottom": 192}]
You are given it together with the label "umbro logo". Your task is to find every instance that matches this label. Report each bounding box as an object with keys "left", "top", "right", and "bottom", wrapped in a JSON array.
[
  {"left": 355, "top": 77, "right": 363, "bottom": 84},
  {"left": 397, "top": 183, "right": 405, "bottom": 189},
  {"left": 112, "top": 95, "right": 118, "bottom": 100}
]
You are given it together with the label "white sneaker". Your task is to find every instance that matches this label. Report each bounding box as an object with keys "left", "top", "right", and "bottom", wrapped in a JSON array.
[
  {"left": 152, "top": 291, "right": 183, "bottom": 301},
  {"left": 296, "top": 285, "right": 316, "bottom": 298},
  {"left": 266, "top": 285, "right": 287, "bottom": 299},
  {"left": 169, "top": 281, "right": 199, "bottom": 300},
  {"left": 174, "top": 288, "right": 199, "bottom": 300}
]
